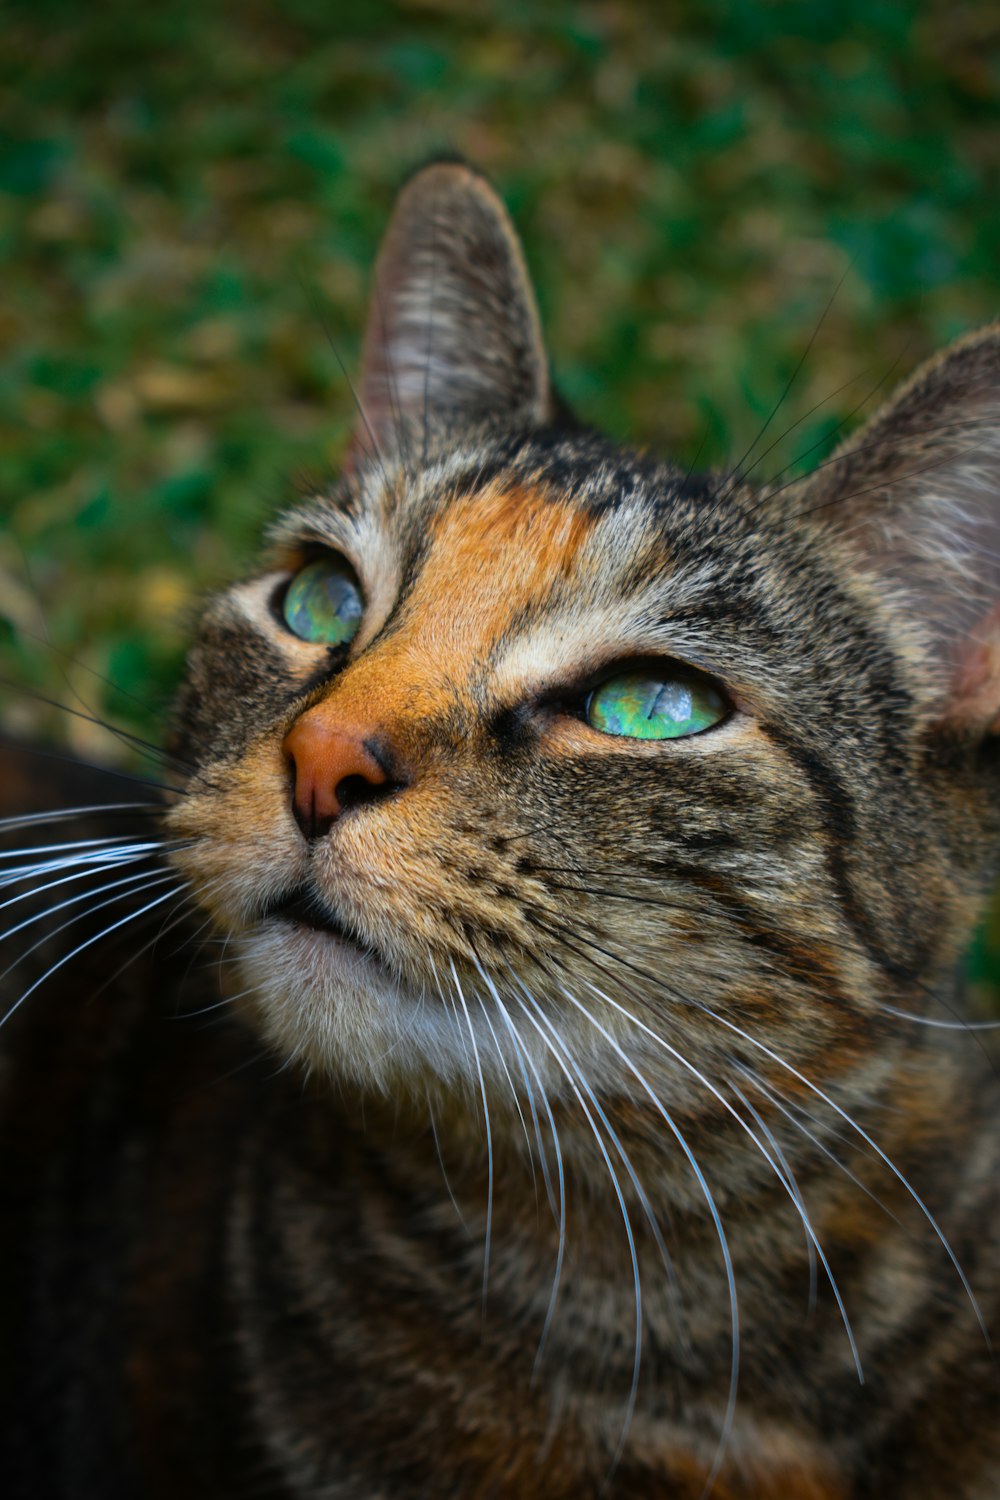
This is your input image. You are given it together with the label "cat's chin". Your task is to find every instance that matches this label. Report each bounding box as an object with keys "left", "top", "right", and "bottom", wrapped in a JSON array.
[{"left": 233, "top": 917, "right": 478, "bottom": 1092}]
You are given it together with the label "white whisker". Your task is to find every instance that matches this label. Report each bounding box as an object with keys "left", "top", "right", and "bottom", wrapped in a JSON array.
[
  {"left": 426, "top": 1091, "right": 471, "bottom": 1236},
  {"left": 1, "top": 876, "right": 182, "bottom": 1030},
  {"left": 574, "top": 974, "right": 863, "bottom": 1390},
  {"left": 448, "top": 957, "right": 494, "bottom": 1313},
  {"left": 510, "top": 982, "right": 644, "bottom": 1478},
  {"left": 0, "top": 862, "right": 176, "bottom": 956},
  {"left": 0, "top": 840, "right": 178, "bottom": 889},
  {"left": 0, "top": 834, "right": 163, "bottom": 862},
  {"left": 0, "top": 844, "right": 175, "bottom": 916},
  {"left": 491, "top": 972, "right": 567, "bottom": 1370},
  {"left": 728, "top": 1078, "right": 818, "bottom": 1312},
  {"left": 469, "top": 956, "right": 537, "bottom": 1197},
  {"left": 701, "top": 1003, "right": 991, "bottom": 1349},
  {"left": 738, "top": 1065, "right": 901, "bottom": 1228},
  {"left": 876, "top": 1002, "right": 1000, "bottom": 1031},
  {"left": 554, "top": 981, "right": 742, "bottom": 1495},
  {"left": 0, "top": 803, "right": 163, "bottom": 831}
]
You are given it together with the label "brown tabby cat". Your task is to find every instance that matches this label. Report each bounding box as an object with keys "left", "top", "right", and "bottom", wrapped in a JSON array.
[{"left": 1, "top": 162, "right": 999, "bottom": 1499}]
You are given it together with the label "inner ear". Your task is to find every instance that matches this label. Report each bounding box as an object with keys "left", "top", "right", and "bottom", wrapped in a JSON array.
[
  {"left": 950, "top": 602, "right": 1000, "bottom": 734},
  {"left": 347, "top": 162, "right": 552, "bottom": 472}
]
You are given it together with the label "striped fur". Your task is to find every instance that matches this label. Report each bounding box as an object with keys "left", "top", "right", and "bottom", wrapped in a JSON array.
[{"left": 2, "top": 164, "right": 999, "bottom": 1497}]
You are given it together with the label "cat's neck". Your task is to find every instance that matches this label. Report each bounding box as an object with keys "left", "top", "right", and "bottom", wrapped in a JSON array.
[
  {"left": 245, "top": 1032, "right": 982, "bottom": 1367},
  {"left": 214, "top": 1042, "right": 991, "bottom": 1498}
]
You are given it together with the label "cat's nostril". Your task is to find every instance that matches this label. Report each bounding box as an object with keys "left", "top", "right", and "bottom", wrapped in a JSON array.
[
  {"left": 334, "top": 772, "right": 392, "bottom": 814},
  {"left": 282, "top": 711, "right": 399, "bottom": 843}
]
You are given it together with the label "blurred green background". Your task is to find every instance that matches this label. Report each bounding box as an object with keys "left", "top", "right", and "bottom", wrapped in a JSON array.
[{"left": 2, "top": 0, "right": 1000, "bottom": 990}]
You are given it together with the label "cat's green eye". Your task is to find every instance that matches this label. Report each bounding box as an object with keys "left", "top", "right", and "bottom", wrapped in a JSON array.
[
  {"left": 586, "top": 670, "right": 727, "bottom": 741},
  {"left": 282, "top": 556, "right": 363, "bottom": 647}
]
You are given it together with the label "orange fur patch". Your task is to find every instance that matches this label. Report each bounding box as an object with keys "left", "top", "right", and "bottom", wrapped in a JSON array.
[
  {"left": 287, "top": 483, "right": 599, "bottom": 741},
  {"left": 647, "top": 1435, "right": 848, "bottom": 1500}
]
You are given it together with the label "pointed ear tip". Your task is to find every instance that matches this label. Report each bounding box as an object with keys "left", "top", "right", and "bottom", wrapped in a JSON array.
[
  {"left": 952, "top": 316, "right": 1000, "bottom": 352},
  {"left": 395, "top": 157, "right": 507, "bottom": 215},
  {"left": 920, "top": 317, "right": 1000, "bottom": 383}
]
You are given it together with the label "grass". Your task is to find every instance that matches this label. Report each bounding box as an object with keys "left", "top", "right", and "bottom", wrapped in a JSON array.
[{"left": 2, "top": 0, "right": 999, "bottom": 993}]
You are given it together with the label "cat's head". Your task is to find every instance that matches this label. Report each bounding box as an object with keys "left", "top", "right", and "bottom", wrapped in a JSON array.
[{"left": 168, "top": 163, "right": 1000, "bottom": 1140}]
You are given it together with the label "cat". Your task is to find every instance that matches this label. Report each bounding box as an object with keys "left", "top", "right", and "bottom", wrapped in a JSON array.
[{"left": 1, "top": 159, "right": 999, "bottom": 1500}]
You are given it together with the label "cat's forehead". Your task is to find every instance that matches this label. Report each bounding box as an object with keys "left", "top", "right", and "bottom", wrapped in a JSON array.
[{"left": 277, "top": 438, "right": 734, "bottom": 603}]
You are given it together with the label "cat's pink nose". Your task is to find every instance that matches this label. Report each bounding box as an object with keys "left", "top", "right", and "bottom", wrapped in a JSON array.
[{"left": 282, "top": 710, "right": 392, "bottom": 841}]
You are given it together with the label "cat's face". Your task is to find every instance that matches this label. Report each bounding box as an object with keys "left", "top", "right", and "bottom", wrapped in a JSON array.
[{"left": 168, "top": 165, "right": 1000, "bottom": 1142}]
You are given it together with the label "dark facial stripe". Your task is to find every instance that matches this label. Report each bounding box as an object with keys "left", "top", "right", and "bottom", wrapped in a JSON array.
[{"left": 756, "top": 721, "right": 922, "bottom": 983}]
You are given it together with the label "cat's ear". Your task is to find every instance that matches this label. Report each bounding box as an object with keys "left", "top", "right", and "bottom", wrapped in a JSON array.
[
  {"left": 794, "top": 323, "right": 1000, "bottom": 732},
  {"left": 347, "top": 162, "right": 551, "bottom": 470}
]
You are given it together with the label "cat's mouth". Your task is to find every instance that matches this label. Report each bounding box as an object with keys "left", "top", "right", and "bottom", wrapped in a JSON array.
[{"left": 259, "top": 883, "right": 361, "bottom": 946}]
